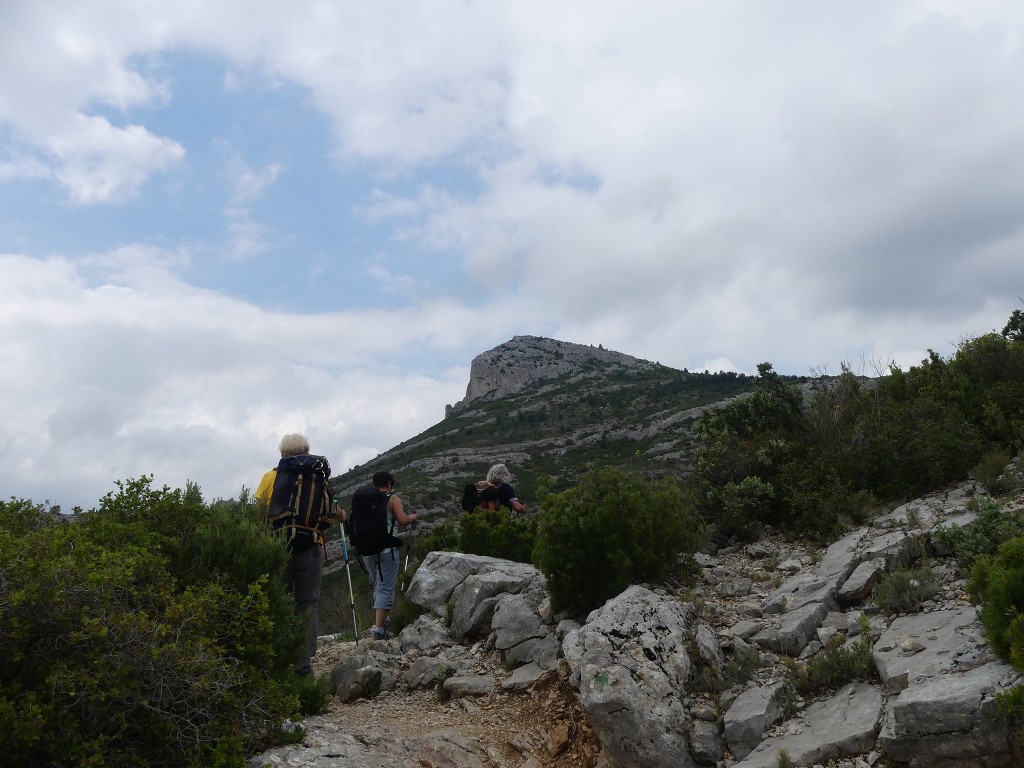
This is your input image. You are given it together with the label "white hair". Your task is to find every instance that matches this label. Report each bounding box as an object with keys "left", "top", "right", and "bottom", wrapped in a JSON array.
[
  {"left": 486, "top": 463, "right": 513, "bottom": 484},
  {"left": 279, "top": 433, "right": 310, "bottom": 457}
]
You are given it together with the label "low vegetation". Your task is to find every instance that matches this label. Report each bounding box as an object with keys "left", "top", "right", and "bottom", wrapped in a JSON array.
[
  {"left": 783, "top": 616, "right": 877, "bottom": 703},
  {"left": 689, "top": 310, "right": 1024, "bottom": 542},
  {"left": 968, "top": 529, "right": 1024, "bottom": 734},
  {"left": 872, "top": 565, "right": 939, "bottom": 614},
  {"left": 459, "top": 507, "right": 538, "bottom": 562},
  {"left": 533, "top": 467, "right": 705, "bottom": 617},
  {"left": 0, "top": 481, "right": 321, "bottom": 768}
]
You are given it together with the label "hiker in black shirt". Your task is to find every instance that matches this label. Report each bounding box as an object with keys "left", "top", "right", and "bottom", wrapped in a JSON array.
[{"left": 479, "top": 463, "right": 528, "bottom": 514}]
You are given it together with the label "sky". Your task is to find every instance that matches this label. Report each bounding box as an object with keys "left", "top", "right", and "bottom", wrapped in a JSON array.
[{"left": 3, "top": 1, "right": 1024, "bottom": 511}]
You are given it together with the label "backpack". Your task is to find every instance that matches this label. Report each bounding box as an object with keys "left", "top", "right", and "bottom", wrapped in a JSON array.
[
  {"left": 348, "top": 485, "right": 403, "bottom": 556},
  {"left": 461, "top": 483, "right": 482, "bottom": 512},
  {"left": 266, "top": 454, "right": 334, "bottom": 550}
]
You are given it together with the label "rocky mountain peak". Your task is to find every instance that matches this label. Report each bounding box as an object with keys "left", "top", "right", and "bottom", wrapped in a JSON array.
[{"left": 455, "top": 335, "right": 658, "bottom": 408}]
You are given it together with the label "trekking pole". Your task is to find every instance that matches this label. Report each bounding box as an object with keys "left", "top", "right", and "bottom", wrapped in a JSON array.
[
  {"left": 401, "top": 518, "right": 416, "bottom": 591},
  {"left": 336, "top": 497, "right": 359, "bottom": 645}
]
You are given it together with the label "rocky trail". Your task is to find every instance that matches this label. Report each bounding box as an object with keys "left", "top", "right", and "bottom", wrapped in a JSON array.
[
  {"left": 253, "top": 640, "right": 600, "bottom": 768},
  {"left": 254, "top": 474, "right": 1024, "bottom": 768}
]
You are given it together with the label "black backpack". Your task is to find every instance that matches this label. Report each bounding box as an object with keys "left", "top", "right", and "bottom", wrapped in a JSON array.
[
  {"left": 348, "top": 485, "right": 403, "bottom": 556},
  {"left": 266, "top": 454, "right": 334, "bottom": 550},
  {"left": 461, "top": 483, "right": 482, "bottom": 512}
]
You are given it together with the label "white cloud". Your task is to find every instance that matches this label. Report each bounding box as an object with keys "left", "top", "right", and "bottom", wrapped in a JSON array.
[
  {"left": 3, "top": 1, "right": 1024, "bottom": 508},
  {"left": 0, "top": 251, "right": 469, "bottom": 510},
  {"left": 227, "top": 156, "right": 285, "bottom": 205}
]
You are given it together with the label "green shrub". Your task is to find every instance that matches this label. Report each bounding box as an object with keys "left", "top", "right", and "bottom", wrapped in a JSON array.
[
  {"left": 0, "top": 497, "right": 63, "bottom": 532},
  {"left": 533, "top": 467, "right": 705, "bottom": 617},
  {"left": 934, "top": 497, "right": 1024, "bottom": 571},
  {"left": 0, "top": 480, "right": 307, "bottom": 768},
  {"left": 407, "top": 517, "right": 461, "bottom": 560},
  {"left": 690, "top": 647, "right": 762, "bottom": 694},
  {"left": 786, "top": 618, "right": 877, "bottom": 696},
  {"left": 458, "top": 507, "right": 537, "bottom": 563},
  {"left": 718, "top": 475, "right": 774, "bottom": 541},
  {"left": 972, "top": 447, "right": 1014, "bottom": 494},
  {"left": 969, "top": 535, "right": 1024, "bottom": 738},
  {"left": 872, "top": 566, "right": 938, "bottom": 614},
  {"left": 969, "top": 537, "right": 1024, "bottom": 663},
  {"left": 688, "top": 317, "right": 1024, "bottom": 545},
  {"left": 290, "top": 673, "right": 334, "bottom": 717}
]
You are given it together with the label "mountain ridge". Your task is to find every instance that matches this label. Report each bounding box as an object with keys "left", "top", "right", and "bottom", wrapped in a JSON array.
[
  {"left": 453, "top": 335, "right": 660, "bottom": 409},
  {"left": 333, "top": 336, "right": 771, "bottom": 515}
]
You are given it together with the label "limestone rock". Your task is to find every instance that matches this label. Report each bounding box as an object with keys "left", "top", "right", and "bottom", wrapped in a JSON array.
[
  {"left": 563, "top": 585, "right": 697, "bottom": 768},
  {"left": 733, "top": 683, "right": 882, "bottom": 768}
]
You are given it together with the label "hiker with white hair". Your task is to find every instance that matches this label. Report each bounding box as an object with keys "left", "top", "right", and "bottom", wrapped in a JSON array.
[
  {"left": 255, "top": 433, "right": 343, "bottom": 676},
  {"left": 478, "top": 463, "right": 528, "bottom": 514}
]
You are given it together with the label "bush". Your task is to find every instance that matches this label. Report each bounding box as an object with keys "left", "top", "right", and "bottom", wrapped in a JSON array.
[
  {"left": 969, "top": 536, "right": 1024, "bottom": 737},
  {"left": 458, "top": 507, "right": 538, "bottom": 563},
  {"left": 688, "top": 316, "right": 1024, "bottom": 545},
  {"left": 969, "top": 537, "right": 1024, "bottom": 663},
  {"left": 533, "top": 467, "right": 705, "bottom": 617},
  {"left": 934, "top": 497, "right": 1024, "bottom": 571},
  {"left": 407, "top": 517, "right": 460, "bottom": 561},
  {"left": 785, "top": 617, "right": 877, "bottom": 696},
  {"left": 872, "top": 566, "right": 939, "bottom": 614},
  {"left": 971, "top": 447, "right": 1015, "bottom": 495},
  {"left": 0, "top": 480, "right": 307, "bottom": 767}
]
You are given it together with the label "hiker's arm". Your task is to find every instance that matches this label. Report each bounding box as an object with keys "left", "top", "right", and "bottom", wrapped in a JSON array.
[
  {"left": 510, "top": 498, "right": 528, "bottom": 514},
  {"left": 390, "top": 494, "right": 418, "bottom": 526}
]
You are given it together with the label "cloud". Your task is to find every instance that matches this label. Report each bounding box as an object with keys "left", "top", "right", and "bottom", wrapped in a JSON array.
[
  {"left": 226, "top": 156, "right": 285, "bottom": 205},
  {"left": 3, "top": 1, "right": 1024, "bottom": 509},
  {"left": 0, "top": 250, "right": 469, "bottom": 510}
]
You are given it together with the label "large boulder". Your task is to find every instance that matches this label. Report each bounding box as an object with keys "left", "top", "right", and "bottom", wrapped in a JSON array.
[
  {"left": 874, "top": 609, "right": 1020, "bottom": 767},
  {"left": 448, "top": 563, "right": 542, "bottom": 640},
  {"left": 330, "top": 651, "right": 402, "bottom": 703},
  {"left": 563, "top": 586, "right": 697, "bottom": 768},
  {"left": 879, "top": 662, "right": 1019, "bottom": 767},
  {"left": 406, "top": 551, "right": 525, "bottom": 615},
  {"left": 723, "top": 682, "right": 786, "bottom": 759},
  {"left": 762, "top": 528, "right": 866, "bottom": 614},
  {"left": 491, "top": 592, "right": 561, "bottom": 670},
  {"left": 733, "top": 683, "right": 882, "bottom": 768}
]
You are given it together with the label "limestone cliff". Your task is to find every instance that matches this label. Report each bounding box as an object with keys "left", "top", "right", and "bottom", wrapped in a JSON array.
[{"left": 455, "top": 335, "right": 658, "bottom": 408}]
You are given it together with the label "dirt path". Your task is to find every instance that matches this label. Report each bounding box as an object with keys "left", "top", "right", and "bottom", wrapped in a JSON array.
[{"left": 311, "top": 640, "right": 602, "bottom": 767}]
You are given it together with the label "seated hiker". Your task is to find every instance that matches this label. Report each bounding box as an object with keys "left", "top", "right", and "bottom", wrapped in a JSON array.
[
  {"left": 349, "top": 471, "right": 418, "bottom": 641},
  {"left": 479, "top": 463, "right": 528, "bottom": 514}
]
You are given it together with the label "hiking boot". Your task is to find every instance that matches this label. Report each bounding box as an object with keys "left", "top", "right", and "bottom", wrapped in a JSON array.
[{"left": 371, "top": 626, "right": 391, "bottom": 641}]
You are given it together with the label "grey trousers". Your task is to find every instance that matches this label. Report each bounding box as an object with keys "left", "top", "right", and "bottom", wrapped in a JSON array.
[{"left": 284, "top": 543, "right": 323, "bottom": 674}]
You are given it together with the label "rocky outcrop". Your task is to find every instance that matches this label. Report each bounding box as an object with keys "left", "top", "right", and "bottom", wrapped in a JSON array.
[
  {"left": 254, "top": 480, "right": 1024, "bottom": 768},
  {"left": 734, "top": 683, "right": 882, "bottom": 768},
  {"left": 456, "top": 335, "right": 658, "bottom": 406},
  {"left": 563, "top": 586, "right": 698, "bottom": 768}
]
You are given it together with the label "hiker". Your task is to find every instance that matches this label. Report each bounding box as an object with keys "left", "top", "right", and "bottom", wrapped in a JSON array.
[
  {"left": 351, "top": 470, "right": 418, "bottom": 641},
  {"left": 479, "top": 463, "right": 528, "bottom": 514},
  {"left": 256, "top": 433, "right": 344, "bottom": 676}
]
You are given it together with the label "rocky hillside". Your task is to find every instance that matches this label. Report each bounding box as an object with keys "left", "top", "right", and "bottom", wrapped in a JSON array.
[
  {"left": 331, "top": 336, "right": 765, "bottom": 514},
  {"left": 254, "top": 474, "right": 1024, "bottom": 768}
]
